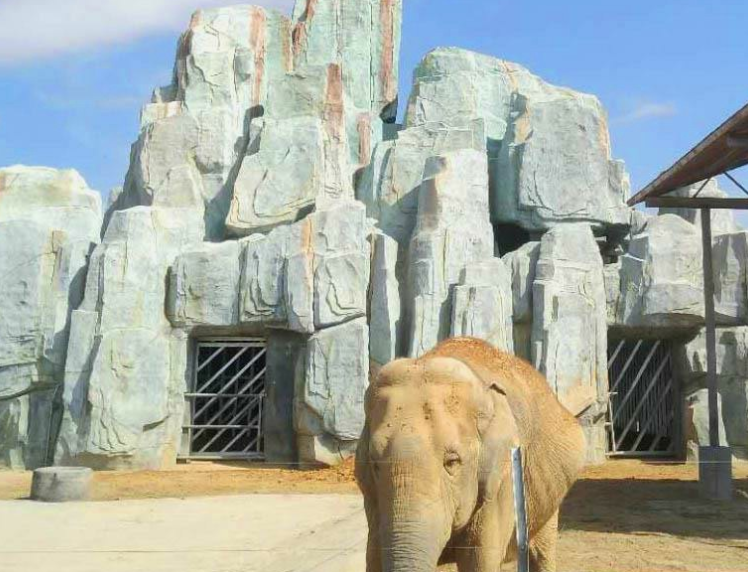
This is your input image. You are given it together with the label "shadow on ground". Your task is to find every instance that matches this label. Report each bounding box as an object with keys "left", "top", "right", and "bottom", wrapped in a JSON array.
[{"left": 562, "top": 475, "right": 748, "bottom": 541}]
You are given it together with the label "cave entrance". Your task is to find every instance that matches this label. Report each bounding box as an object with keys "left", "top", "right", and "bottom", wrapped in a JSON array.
[
  {"left": 185, "top": 338, "right": 267, "bottom": 460},
  {"left": 493, "top": 223, "right": 532, "bottom": 256},
  {"left": 606, "top": 338, "right": 679, "bottom": 457}
]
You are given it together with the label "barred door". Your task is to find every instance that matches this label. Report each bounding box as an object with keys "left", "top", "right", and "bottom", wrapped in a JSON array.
[
  {"left": 607, "top": 339, "right": 678, "bottom": 457},
  {"left": 185, "top": 339, "right": 267, "bottom": 459}
]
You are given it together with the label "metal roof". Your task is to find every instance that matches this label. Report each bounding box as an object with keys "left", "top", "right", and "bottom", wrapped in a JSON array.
[{"left": 628, "top": 102, "right": 748, "bottom": 206}]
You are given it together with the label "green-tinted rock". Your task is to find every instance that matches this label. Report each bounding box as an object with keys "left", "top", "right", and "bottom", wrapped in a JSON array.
[
  {"left": 407, "top": 47, "right": 630, "bottom": 234},
  {"left": 0, "top": 167, "right": 101, "bottom": 470}
]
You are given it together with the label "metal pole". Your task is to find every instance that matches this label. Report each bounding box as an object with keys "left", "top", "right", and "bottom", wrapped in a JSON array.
[
  {"left": 698, "top": 208, "right": 733, "bottom": 500},
  {"left": 511, "top": 447, "right": 529, "bottom": 572},
  {"left": 701, "top": 209, "right": 719, "bottom": 447}
]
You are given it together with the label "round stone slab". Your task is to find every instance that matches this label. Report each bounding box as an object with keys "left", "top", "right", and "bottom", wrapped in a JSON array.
[{"left": 30, "top": 467, "right": 93, "bottom": 502}]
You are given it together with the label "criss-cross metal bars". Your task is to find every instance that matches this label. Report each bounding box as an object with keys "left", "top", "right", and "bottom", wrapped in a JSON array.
[
  {"left": 607, "top": 339, "right": 677, "bottom": 457},
  {"left": 185, "top": 339, "right": 267, "bottom": 459}
]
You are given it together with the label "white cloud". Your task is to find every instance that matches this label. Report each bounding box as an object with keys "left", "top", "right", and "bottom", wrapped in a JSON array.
[
  {"left": 614, "top": 101, "right": 678, "bottom": 124},
  {"left": 0, "top": 0, "right": 295, "bottom": 65}
]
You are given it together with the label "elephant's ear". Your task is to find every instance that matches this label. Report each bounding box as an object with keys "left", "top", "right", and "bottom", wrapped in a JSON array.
[
  {"left": 477, "top": 380, "right": 517, "bottom": 505},
  {"left": 355, "top": 386, "right": 377, "bottom": 498},
  {"left": 355, "top": 421, "right": 374, "bottom": 493},
  {"left": 355, "top": 418, "right": 383, "bottom": 568}
]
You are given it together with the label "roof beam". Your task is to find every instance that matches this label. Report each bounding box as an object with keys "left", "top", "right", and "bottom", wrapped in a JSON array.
[
  {"left": 629, "top": 102, "right": 748, "bottom": 205},
  {"left": 645, "top": 197, "right": 748, "bottom": 210},
  {"left": 727, "top": 134, "right": 748, "bottom": 149}
]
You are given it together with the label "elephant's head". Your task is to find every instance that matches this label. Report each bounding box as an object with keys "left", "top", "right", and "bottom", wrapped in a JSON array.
[{"left": 355, "top": 355, "right": 520, "bottom": 572}]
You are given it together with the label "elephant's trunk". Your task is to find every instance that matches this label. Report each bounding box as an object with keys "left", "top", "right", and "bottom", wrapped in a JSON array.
[
  {"left": 381, "top": 518, "right": 443, "bottom": 572},
  {"left": 379, "top": 456, "right": 450, "bottom": 572}
]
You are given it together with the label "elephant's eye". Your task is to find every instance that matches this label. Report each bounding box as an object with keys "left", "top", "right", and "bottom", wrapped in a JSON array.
[{"left": 444, "top": 452, "right": 461, "bottom": 474}]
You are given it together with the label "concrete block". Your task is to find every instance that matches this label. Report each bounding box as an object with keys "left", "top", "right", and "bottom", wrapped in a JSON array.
[
  {"left": 31, "top": 467, "right": 93, "bottom": 502},
  {"left": 698, "top": 446, "right": 733, "bottom": 501}
]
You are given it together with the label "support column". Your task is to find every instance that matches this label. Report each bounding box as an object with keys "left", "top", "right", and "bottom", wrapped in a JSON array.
[{"left": 699, "top": 208, "right": 733, "bottom": 500}]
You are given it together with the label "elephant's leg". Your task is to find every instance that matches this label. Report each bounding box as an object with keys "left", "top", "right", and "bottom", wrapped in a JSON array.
[
  {"left": 529, "top": 510, "right": 559, "bottom": 572},
  {"left": 455, "top": 504, "right": 514, "bottom": 572}
]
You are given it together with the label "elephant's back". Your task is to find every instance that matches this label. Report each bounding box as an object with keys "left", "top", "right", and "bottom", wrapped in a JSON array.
[
  {"left": 426, "top": 338, "right": 587, "bottom": 517},
  {"left": 425, "top": 337, "right": 572, "bottom": 416}
]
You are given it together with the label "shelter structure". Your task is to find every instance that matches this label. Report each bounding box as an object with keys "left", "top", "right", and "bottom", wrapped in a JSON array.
[{"left": 629, "top": 102, "right": 748, "bottom": 500}]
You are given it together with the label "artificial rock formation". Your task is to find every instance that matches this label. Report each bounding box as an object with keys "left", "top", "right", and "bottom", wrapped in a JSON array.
[
  {"left": 531, "top": 225, "right": 609, "bottom": 463},
  {"left": 502, "top": 241, "right": 540, "bottom": 359},
  {"left": 405, "top": 48, "right": 631, "bottom": 237},
  {"left": 0, "top": 167, "right": 101, "bottom": 470},
  {"left": 407, "top": 149, "right": 496, "bottom": 357},
  {"left": 7, "top": 0, "right": 748, "bottom": 470},
  {"left": 52, "top": 0, "right": 395, "bottom": 469},
  {"left": 114, "top": 0, "right": 401, "bottom": 241},
  {"left": 451, "top": 259, "right": 514, "bottom": 354},
  {"left": 659, "top": 179, "right": 740, "bottom": 237},
  {"left": 56, "top": 207, "right": 204, "bottom": 469},
  {"left": 712, "top": 231, "right": 748, "bottom": 326},
  {"left": 612, "top": 214, "right": 705, "bottom": 335},
  {"left": 676, "top": 327, "right": 748, "bottom": 459}
]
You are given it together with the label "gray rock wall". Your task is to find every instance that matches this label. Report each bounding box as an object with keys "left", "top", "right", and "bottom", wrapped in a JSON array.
[
  {"left": 531, "top": 225, "right": 608, "bottom": 419},
  {"left": 659, "top": 179, "right": 740, "bottom": 237},
  {"left": 407, "top": 149, "right": 496, "bottom": 357},
  {"left": 451, "top": 260, "right": 514, "bottom": 354},
  {"left": 9, "top": 0, "right": 748, "bottom": 470},
  {"left": 0, "top": 167, "right": 102, "bottom": 470},
  {"left": 502, "top": 241, "right": 540, "bottom": 359},
  {"left": 713, "top": 232, "right": 748, "bottom": 326},
  {"left": 55, "top": 207, "right": 204, "bottom": 469},
  {"left": 675, "top": 327, "right": 748, "bottom": 459},
  {"left": 613, "top": 214, "right": 705, "bottom": 335},
  {"left": 405, "top": 48, "right": 630, "bottom": 236}
]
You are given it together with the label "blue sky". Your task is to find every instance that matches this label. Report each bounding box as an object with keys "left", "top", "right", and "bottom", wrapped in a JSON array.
[{"left": 1, "top": 0, "right": 747, "bottom": 202}]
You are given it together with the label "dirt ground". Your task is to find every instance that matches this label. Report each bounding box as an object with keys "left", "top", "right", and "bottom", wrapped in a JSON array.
[{"left": 2, "top": 459, "right": 748, "bottom": 571}]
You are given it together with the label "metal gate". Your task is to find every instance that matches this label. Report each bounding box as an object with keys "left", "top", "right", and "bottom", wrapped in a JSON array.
[
  {"left": 607, "top": 339, "right": 678, "bottom": 457},
  {"left": 185, "top": 339, "right": 267, "bottom": 460}
]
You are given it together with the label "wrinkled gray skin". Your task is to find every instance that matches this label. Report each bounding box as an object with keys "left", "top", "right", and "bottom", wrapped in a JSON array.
[{"left": 355, "top": 338, "right": 586, "bottom": 572}]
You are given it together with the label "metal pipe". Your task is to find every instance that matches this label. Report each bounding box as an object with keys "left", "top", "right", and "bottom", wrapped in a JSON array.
[
  {"left": 511, "top": 447, "right": 529, "bottom": 572},
  {"left": 701, "top": 209, "right": 720, "bottom": 447}
]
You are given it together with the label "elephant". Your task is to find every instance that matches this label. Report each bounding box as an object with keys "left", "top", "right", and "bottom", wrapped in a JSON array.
[{"left": 355, "top": 337, "right": 587, "bottom": 572}]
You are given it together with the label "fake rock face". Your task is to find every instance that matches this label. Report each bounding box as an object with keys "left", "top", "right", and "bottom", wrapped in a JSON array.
[
  {"left": 676, "top": 327, "right": 748, "bottom": 459},
  {"left": 615, "top": 215, "right": 704, "bottom": 334},
  {"left": 407, "top": 149, "right": 495, "bottom": 357},
  {"left": 224, "top": 0, "right": 403, "bottom": 237},
  {"left": 532, "top": 224, "right": 608, "bottom": 418},
  {"left": 296, "top": 318, "right": 369, "bottom": 464},
  {"left": 658, "top": 179, "right": 741, "bottom": 237},
  {"left": 21, "top": 0, "right": 748, "bottom": 469},
  {"left": 0, "top": 167, "right": 101, "bottom": 470},
  {"left": 406, "top": 48, "right": 630, "bottom": 235},
  {"left": 451, "top": 259, "right": 514, "bottom": 354},
  {"left": 55, "top": 207, "right": 204, "bottom": 470},
  {"left": 712, "top": 232, "right": 748, "bottom": 326}
]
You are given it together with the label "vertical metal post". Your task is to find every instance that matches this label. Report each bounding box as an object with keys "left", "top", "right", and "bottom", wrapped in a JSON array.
[
  {"left": 699, "top": 209, "right": 733, "bottom": 500},
  {"left": 511, "top": 447, "right": 529, "bottom": 572},
  {"left": 701, "top": 209, "right": 719, "bottom": 447}
]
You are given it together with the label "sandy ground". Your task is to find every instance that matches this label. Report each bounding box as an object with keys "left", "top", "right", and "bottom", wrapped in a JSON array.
[{"left": 1, "top": 460, "right": 748, "bottom": 572}]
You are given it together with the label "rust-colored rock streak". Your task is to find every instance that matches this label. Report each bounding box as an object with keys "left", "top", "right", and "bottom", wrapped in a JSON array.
[
  {"left": 189, "top": 10, "right": 203, "bottom": 30},
  {"left": 380, "top": 0, "right": 397, "bottom": 105},
  {"left": 357, "top": 114, "right": 372, "bottom": 167},
  {"left": 292, "top": 0, "right": 319, "bottom": 57},
  {"left": 325, "top": 64, "right": 345, "bottom": 142},
  {"left": 249, "top": 7, "right": 267, "bottom": 107},
  {"left": 280, "top": 17, "right": 294, "bottom": 72},
  {"left": 176, "top": 30, "right": 193, "bottom": 65}
]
